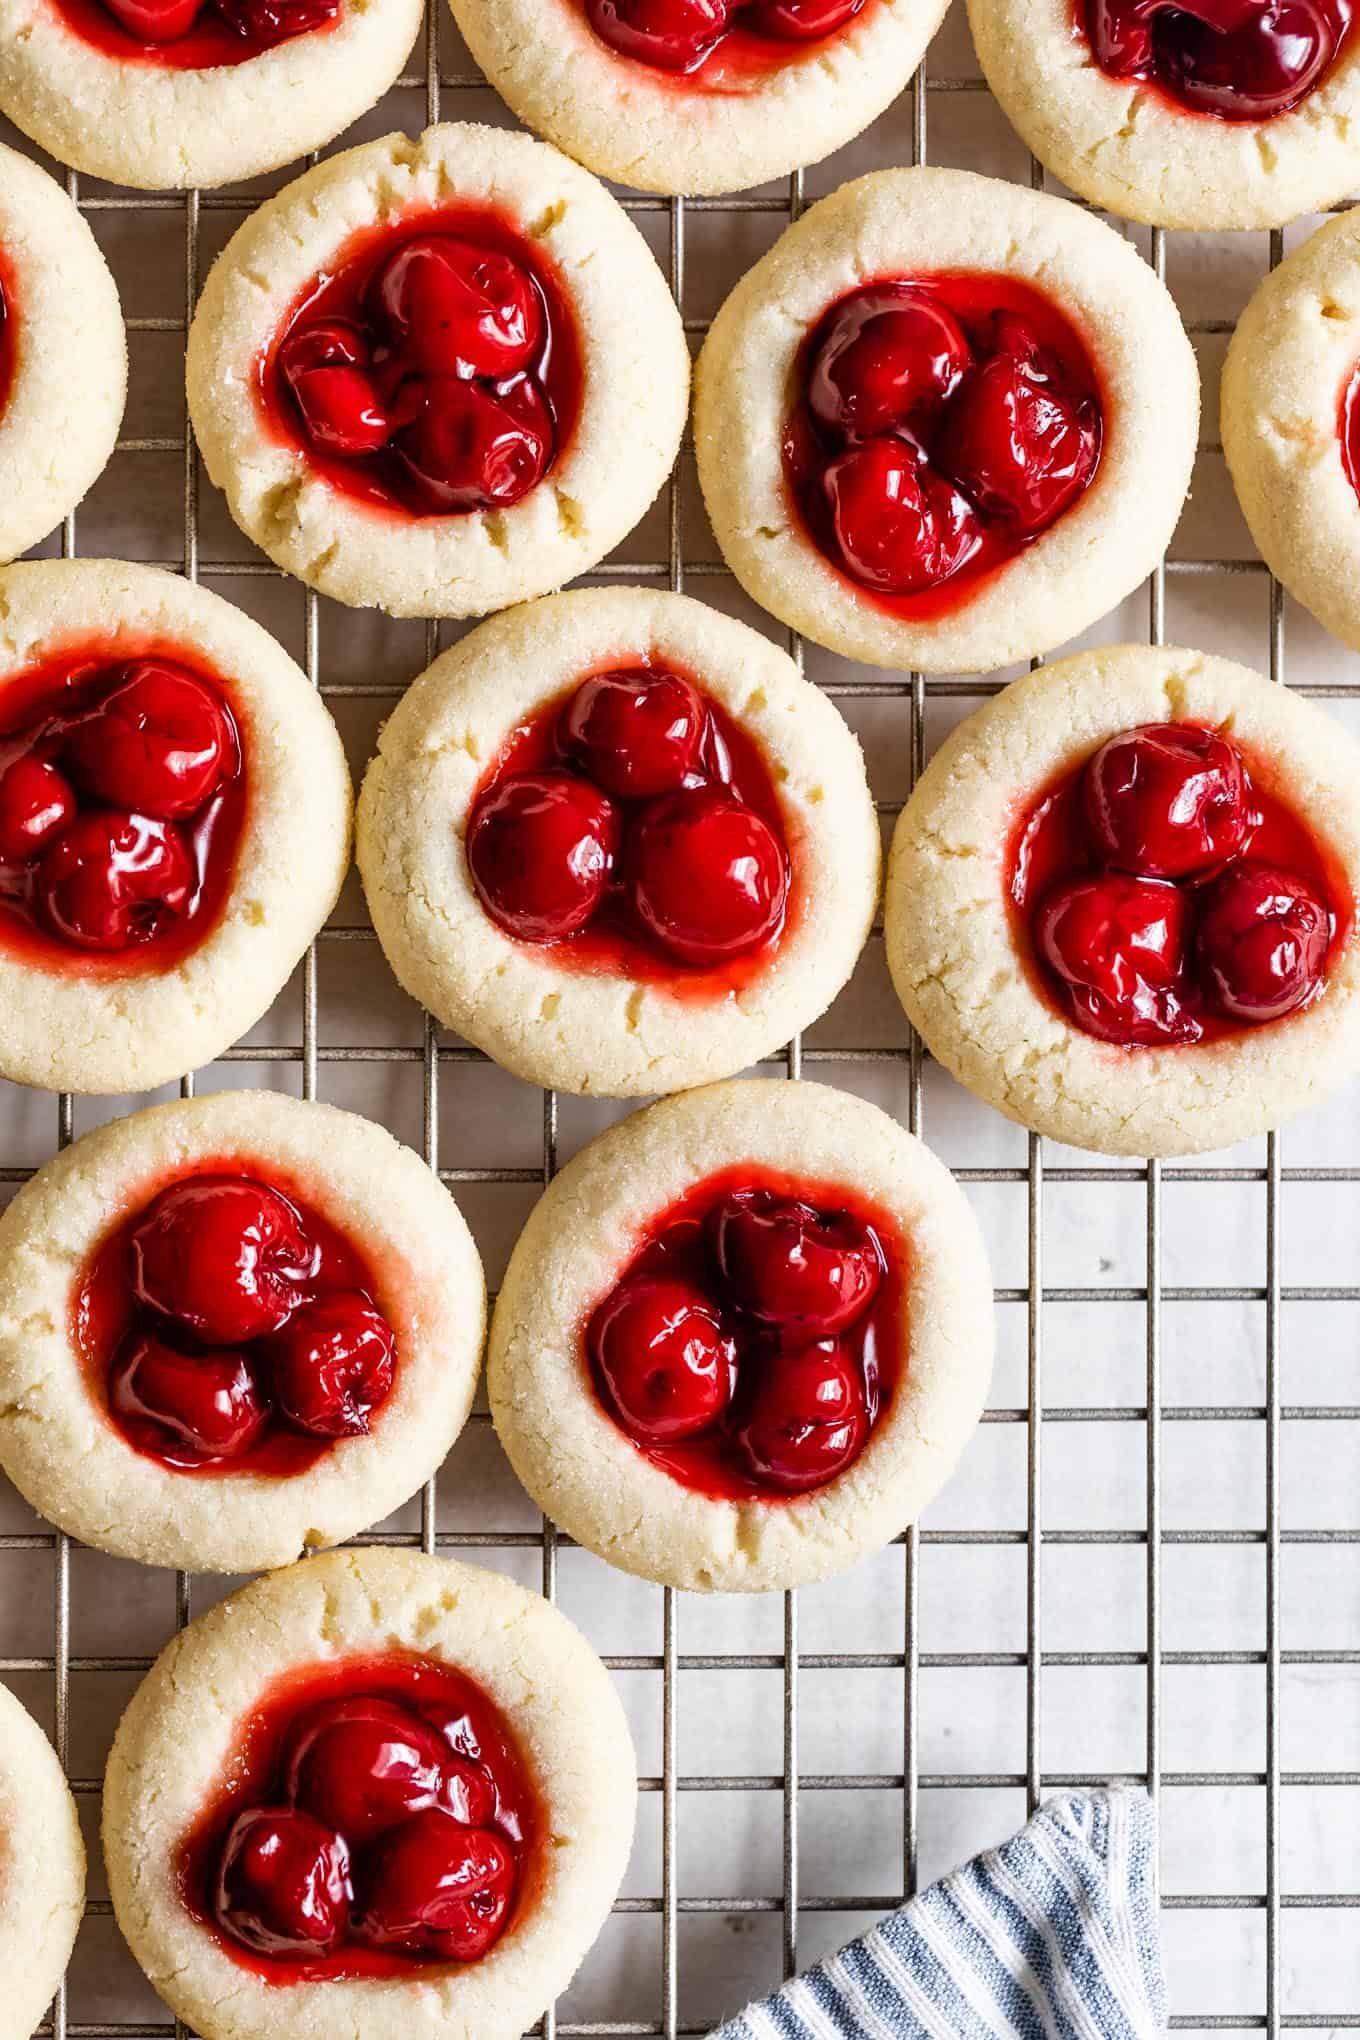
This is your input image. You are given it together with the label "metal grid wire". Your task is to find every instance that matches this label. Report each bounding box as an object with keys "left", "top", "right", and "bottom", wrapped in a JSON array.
[{"left": 1, "top": 9, "right": 1357, "bottom": 2036}]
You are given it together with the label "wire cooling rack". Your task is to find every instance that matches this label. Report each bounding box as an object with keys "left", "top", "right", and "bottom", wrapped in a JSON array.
[{"left": 2, "top": 4, "right": 1359, "bottom": 2035}]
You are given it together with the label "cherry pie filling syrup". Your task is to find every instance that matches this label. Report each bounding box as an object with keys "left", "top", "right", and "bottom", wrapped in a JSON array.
[
  {"left": 783, "top": 272, "right": 1103, "bottom": 617},
  {"left": 179, "top": 1655, "right": 537, "bottom": 1981},
  {"left": 45, "top": 0, "right": 340, "bottom": 70},
  {"left": 259, "top": 207, "right": 583, "bottom": 521},
  {"left": 1080, "top": 1, "right": 1355, "bottom": 122},
  {"left": 1009, "top": 721, "right": 1351, "bottom": 1048},
  {"left": 587, "top": 1167, "right": 904, "bottom": 1500},
  {"left": 581, "top": 0, "right": 875, "bottom": 87},
  {"left": 0, "top": 645, "right": 246, "bottom": 975},
  {"left": 73, "top": 1165, "right": 399, "bottom": 1477},
  {"left": 465, "top": 660, "right": 794, "bottom": 990},
  {"left": 0, "top": 255, "right": 16, "bottom": 422}
]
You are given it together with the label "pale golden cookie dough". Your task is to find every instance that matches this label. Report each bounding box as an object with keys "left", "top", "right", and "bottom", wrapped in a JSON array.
[
  {"left": 488, "top": 1079, "right": 994, "bottom": 1593},
  {"left": 0, "top": 1683, "right": 85, "bottom": 2040},
  {"left": 0, "top": 560, "right": 352, "bottom": 1095},
  {"left": 1223, "top": 209, "right": 1360, "bottom": 652},
  {"left": 0, "top": 1091, "right": 486, "bottom": 1572},
  {"left": 103, "top": 1549, "right": 636, "bottom": 2040},
  {"left": 448, "top": 0, "right": 948, "bottom": 197},
  {"left": 886, "top": 645, "right": 1360, "bottom": 1158},
  {"left": 187, "top": 124, "right": 690, "bottom": 620},
  {"left": 693, "top": 166, "right": 1198, "bottom": 675},
  {"left": 0, "top": 144, "right": 124, "bottom": 566},
  {"left": 967, "top": 0, "right": 1360, "bottom": 231},
  {"left": 0, "top": 0, "right": 424, "bottom": 192},
  {"left": 357, "top": 588, "right": 881, "bottom": 1096}
]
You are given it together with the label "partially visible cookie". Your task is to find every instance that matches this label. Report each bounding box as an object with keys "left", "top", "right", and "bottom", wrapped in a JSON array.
[
  {"left": 0, "top": 1683, "right": 85, "bottom": 2040},
  {"left": 488, "top": 1079, "right": 993, "bottom": 1593},
  {"left": 104, "top": 1549, "right": 635, "bottom": 2040},
  {"left": 967, "top": 0, "right": 1360, "bottom": 231},
  {"left": 0, "top": 143, "right": 124, "bottom": 566},
  {"left": 0, "top": 1090, "right": 485, "bottom": 1572},
  {"left": 448, "top": 0, "right": 949, "bottom": 197},
  {"left": 1223, "top": 209, "right": 1360, "bottom": 652},
  {"left": 0, "top": 0, "right": 424, "bottom": 192},
  {"left": 357, "top": 588, "right": 880, "bottom": 1096},
  {"left": 187, "top": 124, "right": 689, "bottom": 620},
  {"left": 886, "top": 645, "right": 1360, "bottom": 1158},
  {"left": 694, "top": 167, "right": 1198, "bottom": 675},
  {"left": 0, "top": 559, "right": 352, "bottom": 1095}
]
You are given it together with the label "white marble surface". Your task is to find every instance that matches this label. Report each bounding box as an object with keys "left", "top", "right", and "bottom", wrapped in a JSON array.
[{"left": 2, "top": 1, "right": 1359, "bottom": 2032}]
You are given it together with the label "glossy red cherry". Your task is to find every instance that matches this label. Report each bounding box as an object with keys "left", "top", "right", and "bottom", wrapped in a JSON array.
[
  {"left": 558, "top": 667, "right": 707, "bottom": 801},
  {"left": 1034, "top": 870, "right": 1201, "bottom": 1047},
  {"left": 585, "top": 0, "right": 733, "bottom": 71},
  {"left": 109, "top": 1333, "right": 269, "bottom": 1460},
  {"left": 63, "top": 661, "right": 232, "bottom": 820},
  {"left": 467, "top": 770, "right": 620, "bottom": 942},
  {"left": 590, "top": 1275, "right": 734, "bottom": 1444},
  {"left": 282, "top": 1697, "right": 451, "bottom": 1847},
  {"left": 822, "top": 436, "right": 982, "bottom": 594},
  {"left": 394, "top": 376, "right": 552, "bottom": 514},
  {"left": 279, "top": 323, "right": 390, "bottom": 459},
  {"left": 267, "top": 1291, "right": 396, "bottom": 1438},
  {"left": 737, "top": 1339, "right": 868, "bottom": 1494},
  {"left": 628, "top": 785, "right": 788, "bottom": 966},
  {"left": 937, "top": 344, "right": 1100, "bottom": 534},
  {"left": 215, "top": 1805, "right": 351, "bottom": 1959},
  {"left": 130, "top": 1176, "right": 320, "bottom": 1346},
  {"left": 0, "top": 755, "right": 76, "bottom": 863},
  {"left": 100, "top": 0, "right": 203, "bottom": 39},
  {"left": 214, "top": 0, "right": 339, "bottom": 45},
  {"left": 746, "top": 0, "right": 864, "bottom": 35},
  {"left": 707, "top": 1188, "right": 882, "bottom": 1343},
  {"left": 808, "top": 288, "right": 972, "bottom": 440},
  {"left": 356, "top": 1810, "right": 516, "bottom": 1962},
  {"left": 1196, "top": 858, "right": 1331, "bottom": 1022},
  {"left": 1086, "top": 0, "right": 1350, "bottom": 122},
  {"left": 35, "top": 810, "right": 194, "bottom": 952},
  {"left": 374, "top": 237, "right": 543, "bottom": 383},
  {"left": 1082, "top": 722, "right": 1252, "bottom": 880}
]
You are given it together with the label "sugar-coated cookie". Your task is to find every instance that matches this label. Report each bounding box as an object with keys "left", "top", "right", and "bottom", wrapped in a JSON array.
[{"left": 0, "top": 1683, "right": 85, "bottom": 2040}]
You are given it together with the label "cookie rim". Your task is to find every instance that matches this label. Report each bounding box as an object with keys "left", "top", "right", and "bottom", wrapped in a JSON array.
[
  {"left": 692, "top": 165, "right": 1199, "bottom": 675},
  {"left": 884, "top": 643, "right": 1360, "bottom": 1158},
  {"left": 356, "top": 587, "right": 882, "bottom": 1098},
  {"left": 102, "top": 1548, "right": 636, "bottom": 2040},
  {"left": 185, "top": 124, "right": 690, "bottom": 620},
  {"left": 0, "top": 1682, "right": 86, "bottom": 2040},
  {"left": 0, "top": 1091, "right": 487, "bottom": 1572},
  {"left": 0, "top": 0, "right": 425, "bottom": 192},
  {"left": 487, "top": 1078, "right": 994, "bottom": 1594}
]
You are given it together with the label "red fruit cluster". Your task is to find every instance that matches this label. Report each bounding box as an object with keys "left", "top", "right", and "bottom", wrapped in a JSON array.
[
  {"left": 465, "top": 664, "right": 790, "bottom": 970},
  {"left": 97, "top": 0, "right": 335, "bottom": 49},
  {"left": 274, "top": 227, "right": 566, "bottom": 518},
  {"left": 1022, "top": 722, "right": 1335, "bottom": 1047},
  {"left": 206, "top": 1668, "right": 529, "bottom": 1971},
  {"left": 0, "top": 656, "right": 239, "bottom": 956},
  {"left": 1085, "top": 0, "right": 1352, "bottom": 122},
  {"left": 785, "top": 281, "right": 1102, "bottom": 601},
  {"left": 585, "top": 0, "right": 864, "bottom": 73},
  {"left": 590, "top": 1180, "right": 892, "bottom": 1496},
  {"left": 106, "top": 1174, "right": 396, "bottom": 1468}
]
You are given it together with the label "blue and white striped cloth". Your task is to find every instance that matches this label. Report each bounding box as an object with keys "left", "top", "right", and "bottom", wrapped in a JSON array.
[{"left": 711, "top": 1789, "right": 1166, "bottom": 2040}]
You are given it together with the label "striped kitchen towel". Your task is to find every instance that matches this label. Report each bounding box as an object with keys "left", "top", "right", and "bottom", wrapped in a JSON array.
[{"left": 711, "top": 1788, "right": 1166, "bottom": 2040}]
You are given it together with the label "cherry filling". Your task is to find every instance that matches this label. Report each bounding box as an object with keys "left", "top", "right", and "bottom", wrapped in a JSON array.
[
  {"left": 1339, "top": 358, "right": 1360, "bottom": 509},
  {"left": 259, "top": 208, "right": 581, "bottom": 522},
  {"left": 1009, "top": 721, "right": 1349, "bottom": 1048},
  {"left": 73, "top": 1163, "right": 398, "bottom": 1476},
  {"left": 179, "top": 1655, "right": 536, "bottom": 1982},
  {"left": 582, "top": 0, "right": 869, "bottom": 85},
  {"left": 1082, "top": 0, "right": 1355, "bottom": 121},
  {"left": 47, "top": 0, "right": 340, "bottom": 72},
  {"left": 586, "top": 1166, "right": 904, "bottom": 1500},
  {"left": 464, "top": 658, "right": 793, "bottom": 986},
  {"left": 0, "top": 645, "right": 246, "bottom": 975},
  {"left": 0, "top": 256, "right": 15, "bottom": 423},
  {"left": 783, "top": 275, "right": 1103, "bottom": 616}
]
